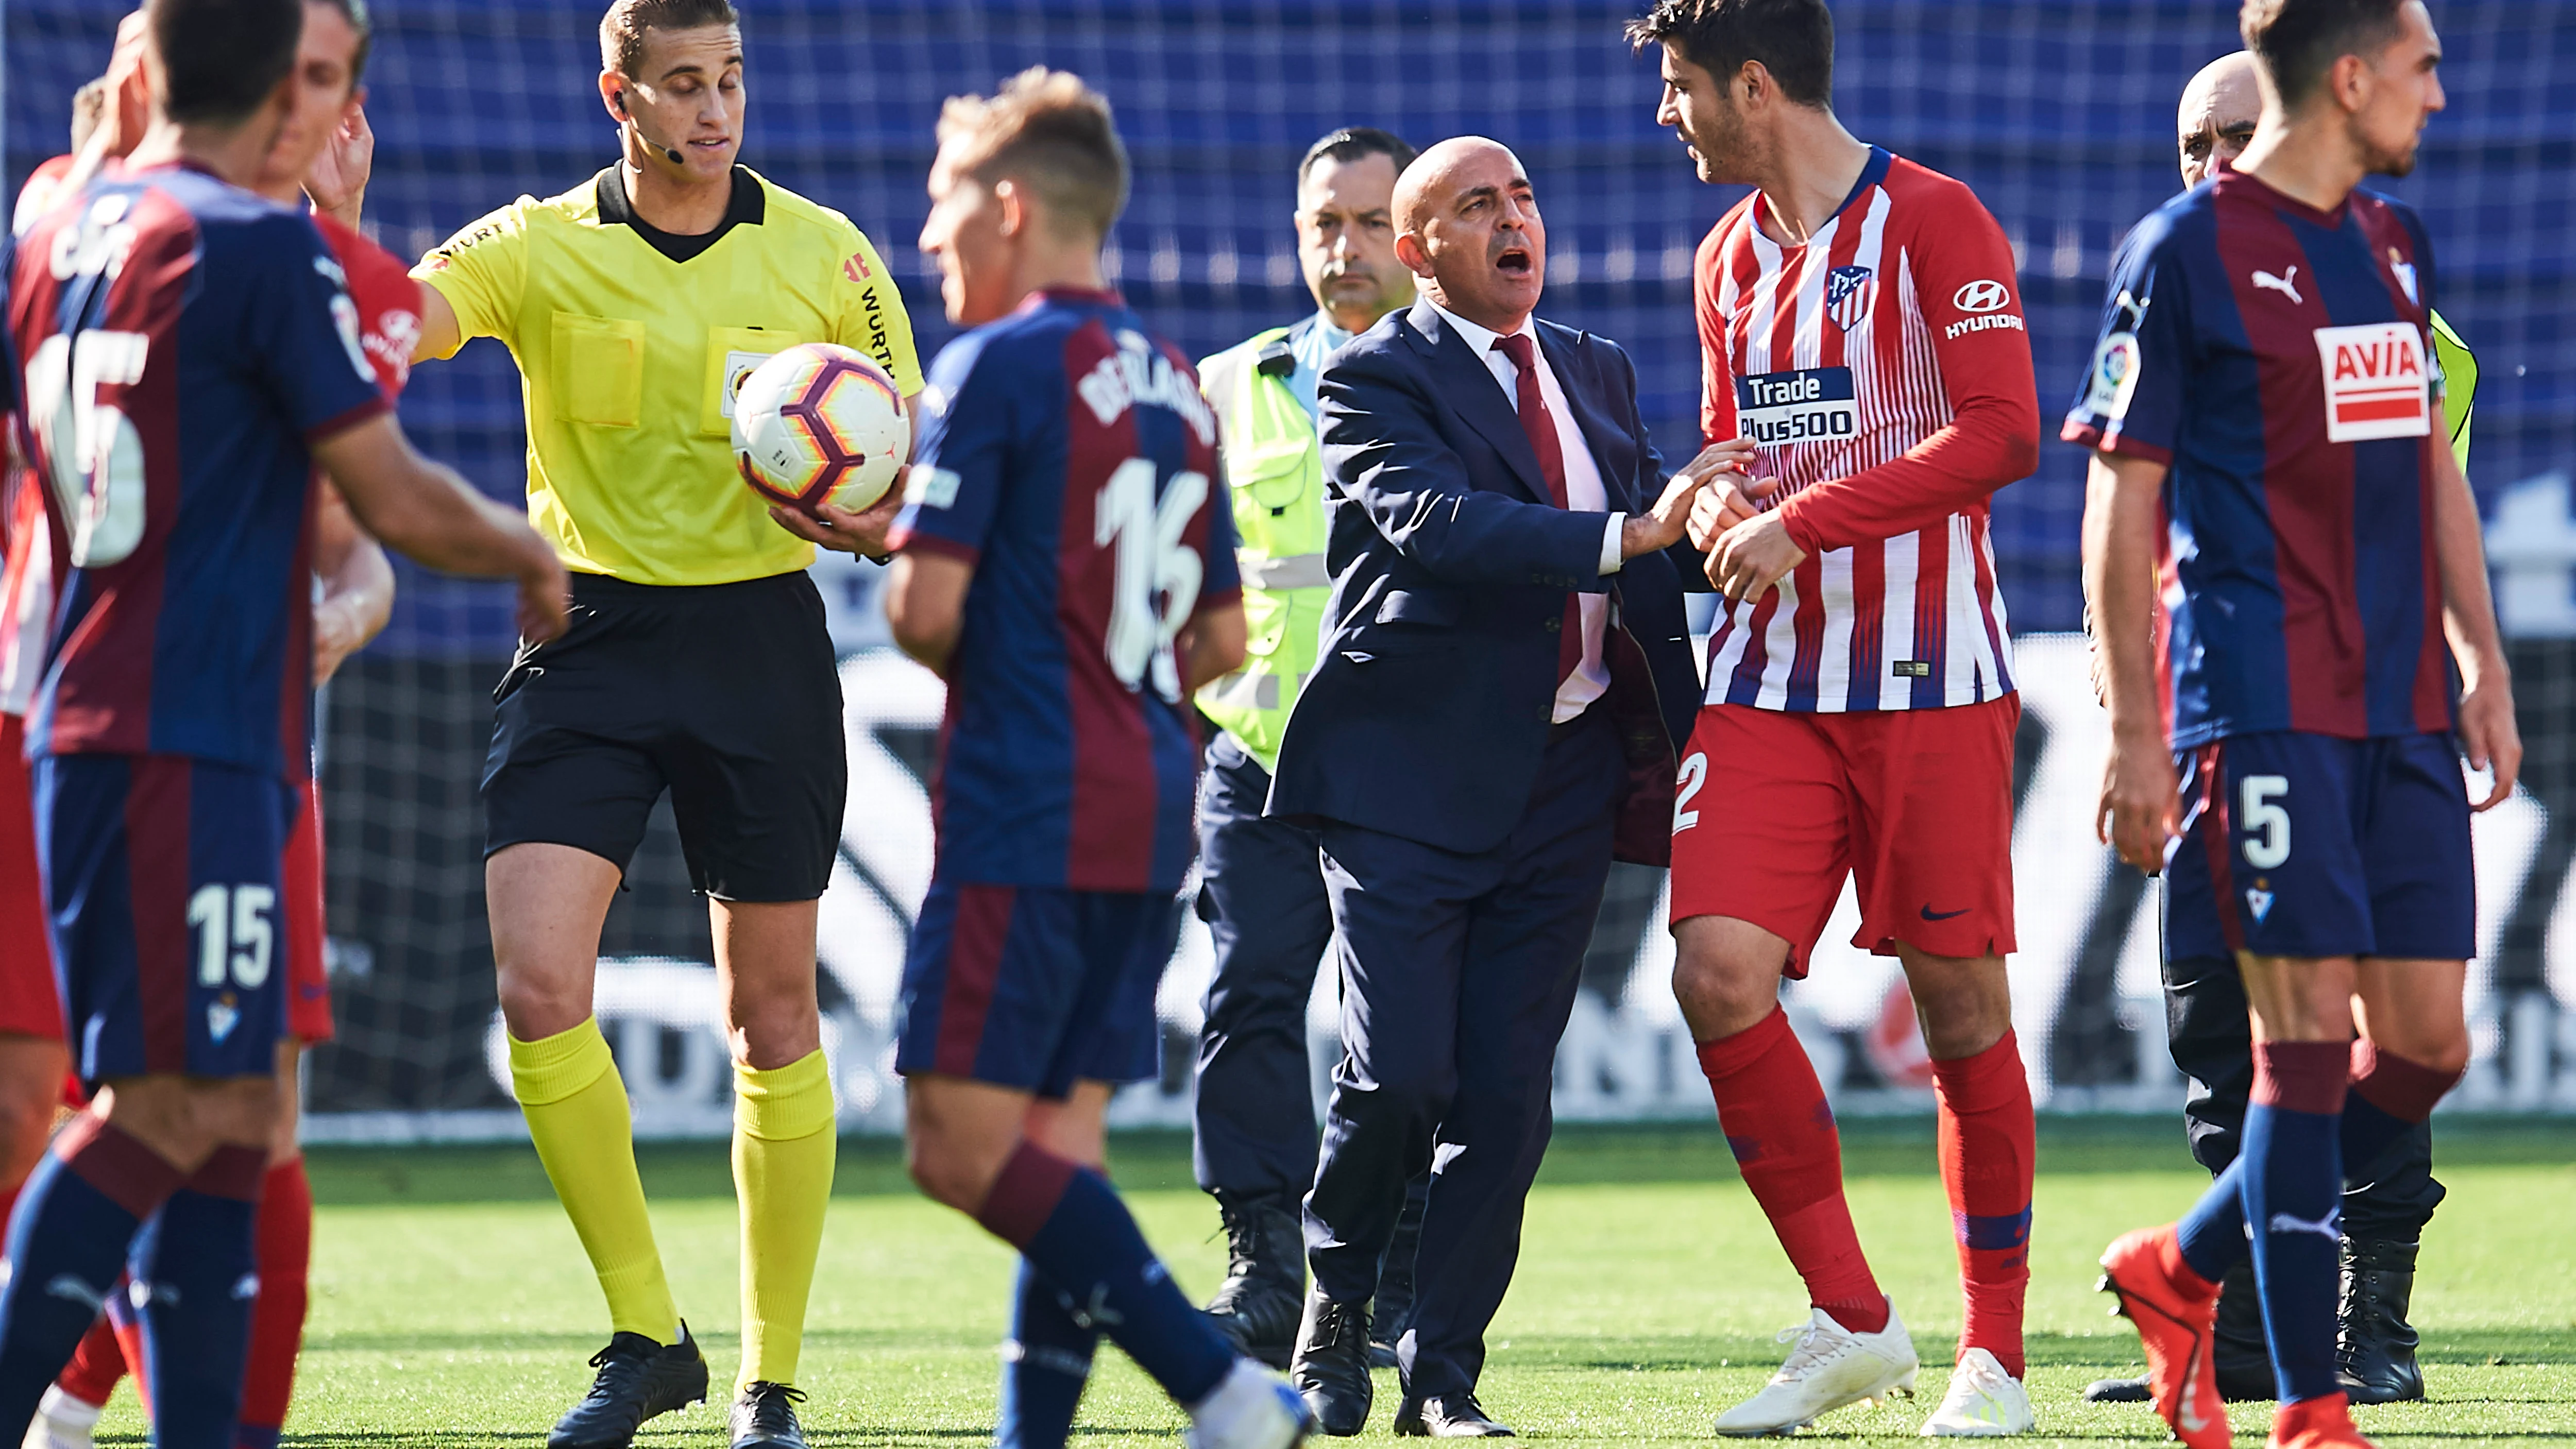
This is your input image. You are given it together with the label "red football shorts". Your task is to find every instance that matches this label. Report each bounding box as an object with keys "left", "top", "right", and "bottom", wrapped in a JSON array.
[
  {"left": 1669, "top": 697, "right": 2020, "bottom": 976},
  {"left": 284, "top": 777, "right": 332, "bottom": 1044},
  {"left": 0, "top": 712, "right": 63, "bottom": 1041}
]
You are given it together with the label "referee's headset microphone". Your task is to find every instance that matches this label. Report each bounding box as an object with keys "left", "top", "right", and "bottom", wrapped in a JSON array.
[{"left": 612, "top": 89, "right": 686, "bottom": 166}]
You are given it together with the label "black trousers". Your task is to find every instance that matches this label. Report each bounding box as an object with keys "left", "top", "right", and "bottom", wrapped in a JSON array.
[
  {"left": 1304, "top": 709, "right": 1624, "bottom": 1402},
  {"left": 1192, "top": 734, "right": 1335, "bottom": 1198},
  {"left": 2163, "top": 952, "right": 2443, "bottom": 1239}
]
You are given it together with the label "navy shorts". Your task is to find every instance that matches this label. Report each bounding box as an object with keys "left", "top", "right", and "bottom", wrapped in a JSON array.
[
  {"left": 2164, "top": 730, "right": 2474, "bottom": 962},
  {"left": 894, "top": 881, "right": 1176, "bottom": 1098},
  {"left": 35, "top": 754, "right": 298, "bottom": 1086}
]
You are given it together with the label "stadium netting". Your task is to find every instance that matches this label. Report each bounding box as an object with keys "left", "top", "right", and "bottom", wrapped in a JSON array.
[{"left": 6, "top": 1, "right": 2572, "bottom": 1132}]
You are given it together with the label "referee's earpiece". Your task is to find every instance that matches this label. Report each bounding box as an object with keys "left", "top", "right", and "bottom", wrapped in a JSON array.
[{"left": 612, "top": 88, "right": 685, "bottom": 166}]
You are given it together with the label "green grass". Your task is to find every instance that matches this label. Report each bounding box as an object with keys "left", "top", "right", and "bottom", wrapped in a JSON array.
[{"left": 87, "top": 1118, "right": 2576, "bottom": 1446}]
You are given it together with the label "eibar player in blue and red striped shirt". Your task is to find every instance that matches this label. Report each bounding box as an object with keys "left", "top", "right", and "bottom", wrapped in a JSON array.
[
  {"left": 0, "top": 1, "right": 565, "bottom": 1440},
  {"left": 880, "top": 69, "right": 1310, "bottom": 1449},
  {"left": 2071, "top": 4, "right": 2518, "bottom": 1448}
]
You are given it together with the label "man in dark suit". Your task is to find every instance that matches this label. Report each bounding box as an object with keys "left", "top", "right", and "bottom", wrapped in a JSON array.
[{"left": 1269, "top": 135, "right": 1723, "bottom": 1438}]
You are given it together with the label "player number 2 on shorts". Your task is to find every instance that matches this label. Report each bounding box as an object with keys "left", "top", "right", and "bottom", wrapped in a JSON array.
[
  {"left": 1096, "top": 457, "right": 1210, "bottom": 703},
  {"left": 1674, "top": 752, "right": 1708, "bottom": 833},
  {"left": 187, "top": 883, "right": 278, "bottom": 991},
  {"left": 2241, "top": 775, "right": 2292, "bottom": 871}
]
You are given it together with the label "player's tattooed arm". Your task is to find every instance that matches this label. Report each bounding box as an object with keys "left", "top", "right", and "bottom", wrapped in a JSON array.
[
  {"left": 2430, "top": 438, "right": 2520, "bottom": 810},
  {"left": 2083, "top": 450, "right": 2179, "bottom": 872}
]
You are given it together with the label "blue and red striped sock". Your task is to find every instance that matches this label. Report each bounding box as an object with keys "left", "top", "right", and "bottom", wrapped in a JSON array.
[
  {"left": 131, "top": 1145, "right": 267, "bottom": 1449},
  {"left": 2238, "top": 1042, "right": 2349, "bottom": 1405},
  {"left": 975, "top": 1141, "right": 1232, "bottom": 1408},
  {"left": 997, "top": 1259, "right": 1098, "bottom": 1449},
  {"left": 0, "top": 1116, "right": 181, "bottom": 1428}
]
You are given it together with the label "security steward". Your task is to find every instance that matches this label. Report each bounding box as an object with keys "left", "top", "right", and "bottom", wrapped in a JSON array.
[
  {"left": 1190, "top": 127, "right": 1419, "bottom": 1369},
  {"left": 397, "top": 3, "right": 920, "bottom": 1446}
]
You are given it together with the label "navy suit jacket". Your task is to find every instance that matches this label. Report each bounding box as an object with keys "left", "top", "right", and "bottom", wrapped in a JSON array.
[{"left": 1266, "top": 299, "right": 1702, "bottom": 861}]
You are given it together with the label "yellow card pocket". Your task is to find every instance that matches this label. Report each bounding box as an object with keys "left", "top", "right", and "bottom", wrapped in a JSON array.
[{"left": 550, "top": 312, "right": 647, "bottom": 428}]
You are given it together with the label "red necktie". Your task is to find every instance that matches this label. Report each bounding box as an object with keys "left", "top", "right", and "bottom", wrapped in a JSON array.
[{"left": 1494, "top": 332, "right": 1584, "bottom": 690}]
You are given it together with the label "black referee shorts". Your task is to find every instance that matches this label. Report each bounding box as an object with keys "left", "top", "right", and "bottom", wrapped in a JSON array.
[{"left": 483, "top": 570, "right": 846, "bottom": 902}]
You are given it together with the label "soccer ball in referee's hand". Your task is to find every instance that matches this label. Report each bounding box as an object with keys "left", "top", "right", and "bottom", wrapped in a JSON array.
[{"left": 731, "top": 343, "right": 908, "bottom": 516}]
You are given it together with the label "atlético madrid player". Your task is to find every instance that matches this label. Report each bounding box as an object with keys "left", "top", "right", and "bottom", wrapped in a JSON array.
[
  {"left": 2073, "top": 3, "right": 2514, "bottom": 1447},
  {"left": 1626, "top": 0, "right": 2043, "bottom": 1436},
  {"left": 18, "top": 6, "right": 418, "bottom": 1448}
]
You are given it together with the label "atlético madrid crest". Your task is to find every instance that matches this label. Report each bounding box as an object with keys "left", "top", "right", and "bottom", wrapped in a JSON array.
[{"left": 1825, "top": 265, "right": 1876, "bottom": 331}]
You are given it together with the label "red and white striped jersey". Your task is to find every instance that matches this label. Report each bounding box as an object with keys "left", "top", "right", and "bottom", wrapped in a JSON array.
[
  {"left": 1696, "top": 147, "right": 2040, "bottom": 713},
  {"left": 0, "top": 473, "right": 55, "bottom": 720}
]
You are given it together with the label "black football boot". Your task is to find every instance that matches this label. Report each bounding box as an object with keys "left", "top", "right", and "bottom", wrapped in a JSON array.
[
  {"left": 2337, "top": 1237, "right": 2427, "bottom": 1404},
  {"left": 1290, "top": 1283, "right": 1375, "bottom": 1437},
  {"left": 1207, "top": 1191, "right": 1307, "bottom": 1369},
  {"left": 729, "top": 1382, "right": 810, "bottom": 1449},
  {"left": 2211, "top": 1255, "right": 2278, "bottom": 1402},
  {"left": 547, "top": 1323, "right": 711, "bottom": 1449}
]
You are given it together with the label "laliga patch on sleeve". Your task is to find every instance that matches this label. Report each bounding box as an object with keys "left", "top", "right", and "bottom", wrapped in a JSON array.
[
  {"left": 2314, "top": 321, "right": 2429, "bottom": 442},
  {"left": 2085, "top": 332, "right": 2142, "bottom": 422},
  {"left": 909, "top": 466, "right": 963, "bottom": 510}
]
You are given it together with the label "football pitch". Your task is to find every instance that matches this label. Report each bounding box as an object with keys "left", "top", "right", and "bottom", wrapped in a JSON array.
[{"left": 89, "top": 1118, "right": 2575, "bottom": 1447}]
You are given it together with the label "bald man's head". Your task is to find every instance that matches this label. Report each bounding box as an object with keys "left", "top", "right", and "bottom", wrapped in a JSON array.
[
  {"left": 1392, "top": 136, "right": 1546, "bottom": 333},
  {"left": 2178, "top": 51, "right": 2261, "bottom": 188}
]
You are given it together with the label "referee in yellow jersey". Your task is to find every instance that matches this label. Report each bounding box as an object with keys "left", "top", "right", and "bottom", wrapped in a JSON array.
[{"left": 394, "top": 2, "right": 920, "bottom": 1443}]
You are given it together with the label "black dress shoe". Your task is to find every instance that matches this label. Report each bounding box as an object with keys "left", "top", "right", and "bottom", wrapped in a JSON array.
[
  {"left": 2211, "top": 1256, "right": 2277, "bottom": 1402},
  {"left": 547, "top": 1323, "right": 710, "bottom": 1449},
  {"left": 2338, "top": 1237, "right": 2427, "bottom": 1404},
  {"left": 1289, "top": 1284, "right": 1374, "bottom": 1437},
  {"left": 1208, "top": 1192, "right": 1307, "bottom": 1369},
  {"left": 729, "top": 1381, "right": 808, "bottom": 1449},
  {"left": 1393, "top": 1393, "right": 1514, "bottom": 1438},
  {"left": 2081, "top": 1375, "right": 2151, "bottom": 1403}
]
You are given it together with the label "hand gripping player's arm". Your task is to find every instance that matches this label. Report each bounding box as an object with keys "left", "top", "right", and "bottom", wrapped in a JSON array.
[
  {"left": 2429, "top": 429, "right": 2519, "bottom": 810},
  {"left": 1317, "top": 343, "right": 1702, "bottom": 590},
  {"left": 1706, "top": 193, "right": 2042, "bottom": 600},
  {"left": 314, "top": 418, "right": 567, "bottom": 645}
]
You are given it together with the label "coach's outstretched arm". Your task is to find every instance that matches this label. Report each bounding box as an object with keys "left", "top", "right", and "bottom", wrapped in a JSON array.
[
  {"left": 314, "top": 415, "right": 570, "bottom": 643},
  {"left": 1319, "top": 351, "right": 1697, "bottom": 589},
  {"left": 2081, "top": 451, "right": 2178, "bottom": 873}
]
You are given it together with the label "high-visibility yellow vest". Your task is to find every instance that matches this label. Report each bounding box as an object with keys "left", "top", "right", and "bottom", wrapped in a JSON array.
[
  {"left": 2431, "top": 309, "right": 2475, "bottom": 470},
  {"left": 1195, "top": 325, "right": 1331, "bottom": 775}
]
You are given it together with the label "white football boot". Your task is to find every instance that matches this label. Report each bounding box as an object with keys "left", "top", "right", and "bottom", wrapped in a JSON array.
[
  {"left": 23, "top": 1386, "right": 103, "bottom": 1449},
  {"left": 1919, "top": 1347, "right": 2036, "bottom": 1436},
  {"left": 1184, "top": 1357, "right": 1317, "bottom": 1449},
  {"left": 1715, "top": 1302, "right": 1919, "bottom": 1437}
]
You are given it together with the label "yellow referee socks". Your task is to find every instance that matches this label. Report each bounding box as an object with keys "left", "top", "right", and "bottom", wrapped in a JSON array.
[
  {"left": 732, "top": 1049, "right": 838, "bottom": 1389},
  {"left": 508, "top": 1018, "right": 681, "bottom": 1344}
]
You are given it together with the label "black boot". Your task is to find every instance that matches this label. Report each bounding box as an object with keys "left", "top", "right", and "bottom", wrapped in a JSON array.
[
  {"left": 1290, "top": 1283, "right": 1375, "bottom": 1437},
  {"left": 2211, "top": 1255, "right": 2277, "bottom": 1402},
  {"left": 2338, "top": 1237, "right": 2427, "bottom": 1404},
  {"left": 1369, "top": 1174, "right": 1429, "bottom": 1369},
  {"left": 1206, "top": 1191, "right": 1307, "bottom": 1369}
]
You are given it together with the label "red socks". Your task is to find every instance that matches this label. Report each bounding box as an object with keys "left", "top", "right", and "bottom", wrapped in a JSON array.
[
  {"left": 239, "top": 1156, "right": 314, "bottom": 1437},
  {"left": 58, "top": 1312, "right": 127, "bottom": 1406},
  {"left": 1694, "top": 1008, "right": 1888, "bottom": 1334},
  {"left": 1931, "top": 1030, "right": 2035, "bottom": 1378}
]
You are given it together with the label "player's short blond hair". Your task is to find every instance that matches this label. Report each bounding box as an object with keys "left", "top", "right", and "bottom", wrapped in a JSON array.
[{"left": 936, "top": 68, "right": 1129, "bottom": 244}]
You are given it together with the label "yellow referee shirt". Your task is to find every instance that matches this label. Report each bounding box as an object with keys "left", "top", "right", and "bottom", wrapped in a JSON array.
[{"left": 414, "top": 165, "right": 923, "bottom": 586}]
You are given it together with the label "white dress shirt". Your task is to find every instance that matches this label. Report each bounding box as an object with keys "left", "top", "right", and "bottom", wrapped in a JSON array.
[{"left": 1428, "top": 301, "right": 1623, "bottom": 722}]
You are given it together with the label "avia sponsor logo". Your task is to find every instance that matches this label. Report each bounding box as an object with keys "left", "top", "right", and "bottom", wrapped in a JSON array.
[
  {"left": 1953, "top": 279, "right": 2012, "bottom": 313},
  {"left": 2314, "top": 321, "right": 2430, "bottom": 442},
  {"left": 1734, "top": 366, "right": 1857, "bottom": 447},
  {"left": 1944, "top": 313, "right": 2026, "bottom": 342}
]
